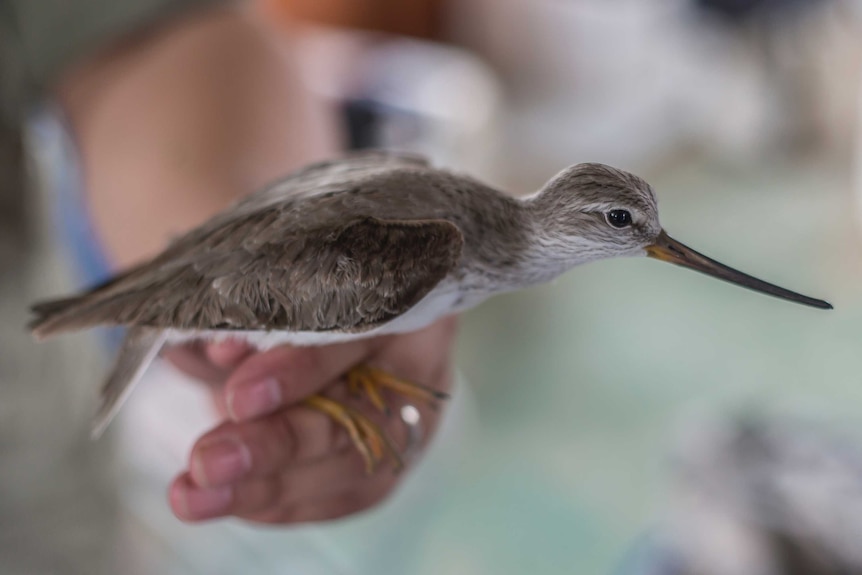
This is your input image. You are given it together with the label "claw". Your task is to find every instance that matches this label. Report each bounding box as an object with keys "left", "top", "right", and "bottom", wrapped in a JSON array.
[
  {"left": 303, "top": 395, "right": 378, "bottom": 473},
  {"left": 361, "top": 366, "right": 449, "bottom": 403},
  {"left": 301, "top": 365, "right": 447, "bottom": 474}
]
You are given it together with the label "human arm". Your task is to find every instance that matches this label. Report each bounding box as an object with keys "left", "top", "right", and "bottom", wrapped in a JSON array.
[
  {"left": 50, "top": 4, "right": 458, "bottom": 523},
  {"left": 55, "top": 6, "right": 335, "bottom": 267}
]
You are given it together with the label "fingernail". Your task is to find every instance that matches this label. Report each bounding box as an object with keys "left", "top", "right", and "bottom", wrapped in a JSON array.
[
  {"left": 193, "top": 436, "right": 251, "bottom": 486},
  {"left": 228, "top": 377, "right": 281, "bottom": 420},
  {"left": 180, "top": 485, "right": 232, "bottom": 520}
]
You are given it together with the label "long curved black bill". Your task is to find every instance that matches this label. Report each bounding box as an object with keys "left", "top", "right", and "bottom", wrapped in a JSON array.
[{"left": 646, "top": 230, "right": 832, "bottom": 310}]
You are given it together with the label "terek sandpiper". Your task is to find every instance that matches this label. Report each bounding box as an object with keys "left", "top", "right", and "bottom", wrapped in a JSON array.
[{"left": 30, "top": 151, "right": 831, "bottom": 471}]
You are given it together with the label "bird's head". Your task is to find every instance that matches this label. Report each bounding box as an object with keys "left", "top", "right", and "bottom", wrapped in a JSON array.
[
  {"left": 532, "top": 162, "right": 661, "bottom": 260},
  {"left": 531, "top": 162, "right": 831, "bottom": 310}
]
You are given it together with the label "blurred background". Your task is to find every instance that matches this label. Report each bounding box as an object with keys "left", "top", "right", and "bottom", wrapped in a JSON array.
[{"left": 3, "top": 0, "right": 862, "bottom": 573}]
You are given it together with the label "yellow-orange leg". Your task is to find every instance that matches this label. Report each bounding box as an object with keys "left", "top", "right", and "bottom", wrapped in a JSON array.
[
  {"left": 303, "top": 365, "right": 449, "bottom": 474},
  {"left": 346, "top": 365, "right": 449, "bottom": 412},
  {"left": 301, "top": 395, "right": 401, "bottom": 474}
]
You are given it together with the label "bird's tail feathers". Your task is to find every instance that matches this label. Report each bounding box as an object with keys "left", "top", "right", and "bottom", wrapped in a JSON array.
[
  {"left": 29, "top": 270, "right": 142, "bottom": 339},
  {"left": 30, "top": 294, "right": 102, "bottom": 339},
  {"left": 91, "top": 327, "right": 166, "bottom": 439},
  {"left": 30, "top": 292, "right": 145, "bottom": 340}
]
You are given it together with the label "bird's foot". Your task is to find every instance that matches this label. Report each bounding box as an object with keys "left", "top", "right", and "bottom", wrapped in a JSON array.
[
  {"left": 346, "top": 365, "right": 449, "bottom": 414},
  {"left": 303, "top": 365, "right": 449, "bottom": 474},
  {"left": 301, "top": 394, "right": 401, "bottom": 474}
]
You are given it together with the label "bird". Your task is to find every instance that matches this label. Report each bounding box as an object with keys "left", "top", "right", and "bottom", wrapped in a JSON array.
[{"left": 29, "top": 151, "right": 832, "bottom": 471}]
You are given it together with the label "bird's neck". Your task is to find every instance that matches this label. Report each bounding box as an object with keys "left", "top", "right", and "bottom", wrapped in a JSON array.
[
  {"left": 465, "top": 194, "right": 595, "bottom": 294},
  {"left": 509, "top": 226, "right": 596, "bottom": 290}
]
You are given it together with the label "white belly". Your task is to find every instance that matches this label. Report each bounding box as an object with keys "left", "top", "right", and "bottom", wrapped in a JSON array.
[{"left": 164, "top": 283, "right": 489, "bottom": 349}]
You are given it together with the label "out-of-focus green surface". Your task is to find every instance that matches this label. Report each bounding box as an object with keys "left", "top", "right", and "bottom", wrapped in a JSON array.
[{"left": 411, "top": 158, "right": 862, "bottom": 575}]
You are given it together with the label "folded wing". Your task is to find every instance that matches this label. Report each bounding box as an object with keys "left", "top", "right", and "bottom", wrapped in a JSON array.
[{"left": 30, "top": 217, "right": 463, "bottom": 337}]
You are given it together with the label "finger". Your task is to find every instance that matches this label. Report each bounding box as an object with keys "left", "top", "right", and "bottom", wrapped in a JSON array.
[
  {"left": 172, "top": 450, "right": 371, "bottom": 521},
  {"left": 189, "top": 405, "right": 353, "bottom": 487},
  {"left": 222, "top": 340, "right": 378, "bottom": 421},
  {"left": 204, "top": 339, "right": 254, "bottom": 370},
  {"left": 169, "top": 473, "right": 233, "bottom": 522},
  {"left": 163, "top": 342, "right": 228, "bottom": 385},
  {"left": 225, "top": 453, "right": 369, "bottom": 517},
  {"left": 243, "top": 478, "right": 398, "bottom": 525},
  {"left": 364, "top": 317, "right": 457, "bottom": 448},
  {"left": 192, "top": 373, "right": 440, "bottom": 489},
  {"left": 370, "top": 316, "right": 458, "bottom": 387},
  {"left": 192, "top": 317, "right": 457, "bottom": 488}
]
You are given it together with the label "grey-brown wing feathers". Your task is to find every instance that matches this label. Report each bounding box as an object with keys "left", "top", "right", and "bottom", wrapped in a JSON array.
[
  {"left": 91, "top": 327, "right": 166, "bottom": 438},
  {"left": 29, "top": 267, "right": 143, "bottom": 338},
  {"left": 30, "top": 217, "right": 463, "bottom": 336}
]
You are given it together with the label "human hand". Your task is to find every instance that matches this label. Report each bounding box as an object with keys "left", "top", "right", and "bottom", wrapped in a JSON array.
[{"left": 164, "top": 316, "right": 458, "bottom": 524}]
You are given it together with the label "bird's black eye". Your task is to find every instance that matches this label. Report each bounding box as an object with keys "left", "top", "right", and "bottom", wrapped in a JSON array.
[{"left": 606, "top": 209, "right": 632, "bottom": 228}]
